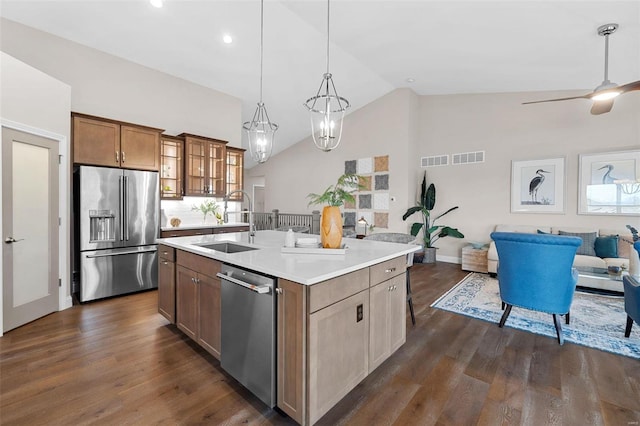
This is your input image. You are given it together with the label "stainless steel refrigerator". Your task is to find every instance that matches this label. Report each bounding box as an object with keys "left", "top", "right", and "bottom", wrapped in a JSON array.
[{"left": 74, "top": 165, "right": 159, "bottom": 302}]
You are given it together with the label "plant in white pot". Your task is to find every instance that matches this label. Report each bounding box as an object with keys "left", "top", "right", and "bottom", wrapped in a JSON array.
[
  {"left": 402, "top": 172, "right": 464, "bottom": 263},
  {"left": 307, "top": 173, "right": 363, "bottom": 248}
]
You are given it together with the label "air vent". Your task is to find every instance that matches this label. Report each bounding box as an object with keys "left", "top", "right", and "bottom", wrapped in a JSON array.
[
  {"left": 452, "top": 151, "right": 485, "bottom": 165},
  {"left": 420, "top": 155, "right": 449, "bottom": 168}
]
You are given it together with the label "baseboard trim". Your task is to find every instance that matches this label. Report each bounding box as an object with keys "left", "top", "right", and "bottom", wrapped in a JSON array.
[{"left": 437, "top": 255, "right": 461, "bottom": 264}]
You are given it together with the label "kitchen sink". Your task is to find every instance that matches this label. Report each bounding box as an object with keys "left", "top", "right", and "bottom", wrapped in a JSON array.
[{"left": 196, "top": 242, "right": 258, "bottom": 253}]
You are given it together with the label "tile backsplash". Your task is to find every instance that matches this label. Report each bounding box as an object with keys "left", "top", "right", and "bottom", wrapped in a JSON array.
[{"left": 161, "top": 197, "right": 244, "bottom": 227}]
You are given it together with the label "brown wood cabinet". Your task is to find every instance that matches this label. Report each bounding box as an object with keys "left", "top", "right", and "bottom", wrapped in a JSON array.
[
  {"left": 160, "top": 135, "right": 184, "bottom": 199},
  {"left": 175, "top": 250, "right": 222, "bottom": 359},
  {"left": 277, "top": 279, "right": 307, "bottom": 424},
  {"left": 181, "top": 133, "right": 227, "bottom": 197},
  {"left": 158, "top": 245, "right": 176, "bottom": 323},
  {"left": 160, "top": 228, "right": 213, "bottom": 238},
  {"left": 368, "top": 273, "right": 406, "bottom": 373},
  {"left": 226, "top": 147, "right": 245, "bottom": 201},
  {"left": 307, "top": 289, "right": 370, "bottom": 425},
  {"left": 72, "top": 113, "right": 161, "bottom": 171}
]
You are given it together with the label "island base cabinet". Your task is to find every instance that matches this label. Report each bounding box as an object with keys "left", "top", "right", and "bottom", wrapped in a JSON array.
[
  {"left": 307, "top": 290, "right": 370, "bottom": 425},
  {"left": 175, "top": 250, "right": 222, "bottom": 359},
  {"left": 277, "top": 279, "right": 307, "bottom": 425},
  {"left": 176, "top": 265, "right": 198, "bottom": 340},
  {"left": 369, "top": 274, "right": 406, "bottom": 373}
]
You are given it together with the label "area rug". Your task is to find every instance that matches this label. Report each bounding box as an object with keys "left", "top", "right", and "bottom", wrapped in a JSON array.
[{"left": 431, "top": 273, "right": 640, "bottom": 359}]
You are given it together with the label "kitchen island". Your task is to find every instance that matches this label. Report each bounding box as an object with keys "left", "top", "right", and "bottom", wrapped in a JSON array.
[{"left": 158, "top": 230, "right": 420, "bottom": 425}]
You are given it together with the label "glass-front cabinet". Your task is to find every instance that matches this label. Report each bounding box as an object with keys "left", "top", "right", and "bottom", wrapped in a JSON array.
[
  {"left": 181, "top": 133, "right": 227, "bottom": 197},
  {"left": 160, "top": 135, "right": 184, "bottom": 200},
  {"left": 226, "top": 147, "right": 245, "bottom": 201}
]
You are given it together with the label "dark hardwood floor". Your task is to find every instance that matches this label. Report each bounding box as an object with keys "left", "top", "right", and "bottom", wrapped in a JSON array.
[{"left": 1, "top": 262, "right": 639, "bottom": 425}]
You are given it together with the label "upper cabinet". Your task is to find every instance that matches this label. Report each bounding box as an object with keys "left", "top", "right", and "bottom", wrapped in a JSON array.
[
  {"left": 72, "top": 113, "right": 162, "bottom": 171},
  {"left": 226, "top": 147, "right": 245, "bottom": 201},
  {"left": 181, "top": 133, "right": 227, "bottom": 197},
  {"left": 160, "top": 135, "right": 184, "bottom": 200}
]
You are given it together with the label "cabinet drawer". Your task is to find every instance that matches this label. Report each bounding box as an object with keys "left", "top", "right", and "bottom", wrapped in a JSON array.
[
  {"left": 158, "top": 244, "right": 175, "bottom": 262},
  {"left": 309, "top": 268, "right": 369, "bottom": 314},
  {"left": 213, "top": 226, "right": 250, "bottom": 234},
  {"left": 369, "top": 256, "right": 406, "bottom": 286},
  {"left": 176, "top": 250, "right": 221, "bottom": 278},
  {"left": 161, "top": 228, "right": 213, "bottom": 238}
]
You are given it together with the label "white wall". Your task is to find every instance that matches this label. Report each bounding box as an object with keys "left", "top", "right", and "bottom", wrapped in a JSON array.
[
  {"left": 247, "top": 89, "right": 419, "bottom": 233},
  {"left": 418, "top": 91, "right": 640, "bottom": 260},
  {"left": 248, "top": 87, "right": 640, "bottom": 262},
  {"left": 1, "top": 52, "right": 73, "bottom": 334},
  {"left": 0, "top": 18, "right": 242, "bottom": 146}
]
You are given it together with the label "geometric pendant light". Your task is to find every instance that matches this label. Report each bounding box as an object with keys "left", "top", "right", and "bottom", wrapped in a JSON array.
[
  {"left": 304, "top": 0, "right": 350, "bottom": 152},
  {"left": 243, "top": 0, "right": 278, "bottom": 163}
]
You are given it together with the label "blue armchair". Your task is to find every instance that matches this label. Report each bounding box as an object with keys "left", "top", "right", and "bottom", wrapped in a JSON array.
[
  {"left": 490, "top": 232, "right": 582, "bottom": 345},
  {"left": 623, "top": 242, "right": 640, "bottom": 338}
]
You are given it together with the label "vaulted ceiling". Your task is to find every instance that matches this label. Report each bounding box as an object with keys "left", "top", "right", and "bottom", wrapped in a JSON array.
[{"left": 2, "top": 1, "right": 639, "bottom": 165}]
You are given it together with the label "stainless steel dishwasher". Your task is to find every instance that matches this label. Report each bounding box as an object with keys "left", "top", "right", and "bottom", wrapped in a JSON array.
[{"left": 217, "top": 264, "right": 276, "bottom": 407}]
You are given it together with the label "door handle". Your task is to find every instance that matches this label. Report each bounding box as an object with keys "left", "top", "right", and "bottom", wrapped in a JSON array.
[{"left": 5, "top": 237, "right": 24, "bottom": 244}]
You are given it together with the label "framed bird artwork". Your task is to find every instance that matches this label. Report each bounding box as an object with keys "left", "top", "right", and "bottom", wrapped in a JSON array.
[
  {"left": 579, "top": 150, "right": 640, "bottom": 216},
  {"left": 511, "top": 157, "right": 566, "bottom": 214}
]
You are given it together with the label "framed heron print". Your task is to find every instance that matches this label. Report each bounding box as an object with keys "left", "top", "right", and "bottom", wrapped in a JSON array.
[
  {"left": 579, "top": 150, "right": 640, "bottom": 216},
  {"left": 511, "top": 157, "right": 565, "bottom": 213}
]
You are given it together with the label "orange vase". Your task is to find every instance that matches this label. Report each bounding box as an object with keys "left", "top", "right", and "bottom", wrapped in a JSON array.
[{"left": 321, "top": 206, "right": 343, "bottom": 249}]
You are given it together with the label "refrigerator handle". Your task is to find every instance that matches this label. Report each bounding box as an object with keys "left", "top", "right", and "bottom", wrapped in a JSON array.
[
  {"left": 119, "top": 175, "right": 125, "bottom": 241},
  {"left": 124, "top": 175, "right": 130, "bottom": 241}
]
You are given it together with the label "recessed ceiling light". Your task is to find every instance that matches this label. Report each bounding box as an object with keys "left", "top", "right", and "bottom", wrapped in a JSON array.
[
  {"left": 150, "top": 0, "right": 163, "bottom": 8},
  {"left": 406, "top": 78, "right": 415, "bottom": 83},
  {"left": 223, "top": 34, "right": 233, "bottom": 44}
]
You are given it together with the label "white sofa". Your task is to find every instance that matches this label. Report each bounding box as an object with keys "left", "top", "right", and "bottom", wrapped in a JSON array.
[{"left": 488, "top": 225, "right": 631, "bottom": 275}]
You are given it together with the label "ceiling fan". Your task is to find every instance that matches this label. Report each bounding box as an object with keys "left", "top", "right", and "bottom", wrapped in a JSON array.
[{"left": 523, "top": 23, "right": 640, "bottom": 115}]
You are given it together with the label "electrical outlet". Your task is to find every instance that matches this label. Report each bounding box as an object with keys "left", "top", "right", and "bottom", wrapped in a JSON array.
[{"left": 356, "top": 304, "right": 363, "bottom": 322}]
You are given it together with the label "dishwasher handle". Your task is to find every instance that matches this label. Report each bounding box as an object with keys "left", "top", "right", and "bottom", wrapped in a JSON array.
[{"left": 217, "top": 272, "right": 272, "bottom": 294}]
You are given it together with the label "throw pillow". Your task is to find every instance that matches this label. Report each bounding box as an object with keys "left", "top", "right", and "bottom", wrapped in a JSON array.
[
  {"left": 558, "top": 230, "right": 597, "bottom": 257},
  {"left": 594, "top": 235, "right": 619, "bottom": 258}
]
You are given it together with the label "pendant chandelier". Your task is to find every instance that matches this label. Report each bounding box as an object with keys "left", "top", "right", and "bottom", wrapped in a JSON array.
[
  {"left": 304, "top": 0, "right": 350, "bottom": 152},
  {"left": 243, "top": 0, "right": 278, "bottom": 164}
]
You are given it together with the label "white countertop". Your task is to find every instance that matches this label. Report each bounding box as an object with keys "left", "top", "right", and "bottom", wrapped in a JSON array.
[
  {"left": 160, "top": 222, "right": 250, "bottom": 231},
  {"left": 158, "top": 230, "right": 420, "bottom": 285}
]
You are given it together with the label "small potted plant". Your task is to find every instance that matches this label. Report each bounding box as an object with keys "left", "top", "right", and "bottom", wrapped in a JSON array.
[
  {"left": 192, "top": 200, "right": 220, "bottom": 224},
  {"left": 403, "top": 172, "right": 464, "bottom": 263},
  {"left": 308, "top": 173, "right": 363, "bottom": 248}
]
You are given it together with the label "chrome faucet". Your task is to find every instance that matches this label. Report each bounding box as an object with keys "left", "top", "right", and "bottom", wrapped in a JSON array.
[{"left": 223, "top": 190, "right": 255, "bottom": 244}]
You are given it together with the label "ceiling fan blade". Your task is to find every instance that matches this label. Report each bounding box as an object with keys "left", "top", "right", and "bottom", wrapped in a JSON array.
[
  {"left": 522, "top": 94, "right": 590, "bottom": 105},
  {"left": 591, "top": 99, "right": 614, "bottom": 115},
  {"left": 618, "top": 80, "right": 640, "bottom": 94}
]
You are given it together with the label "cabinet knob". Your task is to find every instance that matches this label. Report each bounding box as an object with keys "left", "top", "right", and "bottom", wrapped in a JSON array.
[
  {"left": 162, "top": 261, "right": 168, "bottom": 265},
  {"left": 275, "top": 288, "right": 283, "bottom": 295},
  {"left": 115, "top": 151, "right": 119, "bottom": 163},
  {"left": 163, "top": 251, "right": 168, "bottom": 255},
  {"left": 385, "top": 267, "right": 396, "bottom": 273},
  {"left": 122, "top": 151, "right": 126, "bottom": 163}
]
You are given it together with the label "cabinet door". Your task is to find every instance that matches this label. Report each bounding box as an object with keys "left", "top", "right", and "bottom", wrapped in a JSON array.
[
  {"left": 308, "top": 290, "right": 369, "bottom": 425},
  {"left": 184, "top": 138, "right": 207, "bottom": 196},
  {"left": 197, "top": 272, "right": 221, "bottom": 359},
  {"left": 368, "top": 281, "right": 391, "bottom": 372},
  {"left": 160, "top": 136, "right": 184, "bottom": 199},
  {"left": 388, "top": 274, "right": 407, "bottom": 354},
  {"left": 73, "top": 115, "right": 120, "bottom": 167},
  {"left": 176, "top": 265, "right": 198, "bottom": 340},
  {"left": 120, "top": 125, "right": 160, "bottom": 171},
  {"left": 226, "top": 148, "right": 245, "bottom": 200},
  {"left": 207, "top": 141, "right": 226, "bottom": 197},
  {"left": 369, "top": 274, "right": 407, "bottom": 373},
  {"left": 277, "top": 279, "right": 306, "bottom": 424},
  {"left": 158, "top": 258, "right": 176, "bottom": 323}
]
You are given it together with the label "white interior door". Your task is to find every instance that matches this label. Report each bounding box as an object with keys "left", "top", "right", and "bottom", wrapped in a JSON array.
[{"left": 2, "top": 127, "right": 59, "bottom": 332}]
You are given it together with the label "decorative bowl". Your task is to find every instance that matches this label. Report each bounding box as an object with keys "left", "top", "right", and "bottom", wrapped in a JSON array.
[{"left": 470, "top": 242, "right": 486, "bottom": 250}]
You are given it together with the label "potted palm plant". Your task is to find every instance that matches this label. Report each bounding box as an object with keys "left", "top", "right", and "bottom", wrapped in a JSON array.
[
  {"left": 403, "top": 172, "right": 464, "bottom": 263},
  {"left": 308, "top": 173, "right": 362, "bottom": 248}
]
